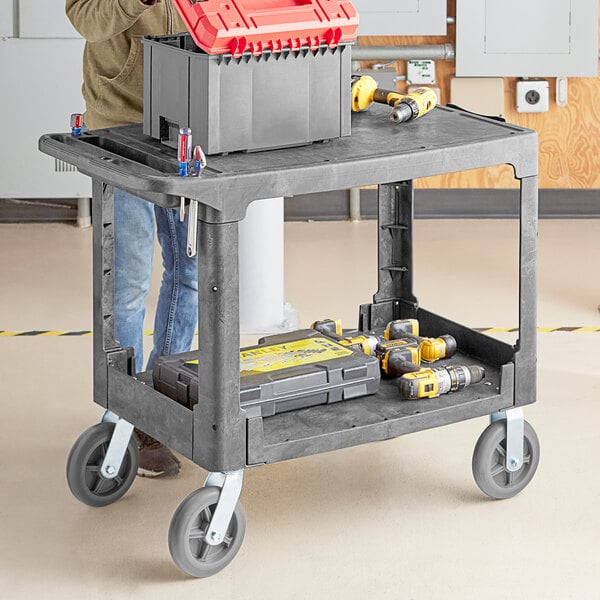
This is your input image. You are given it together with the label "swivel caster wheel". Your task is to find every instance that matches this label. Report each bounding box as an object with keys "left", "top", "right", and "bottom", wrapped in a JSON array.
[
  {"left": 169, "top": 487, "right": 246, "bottom": 578},
  {"left": 66, "top": 422, "right": 139, "bottom": 507},
  {"left": 472, "top": 419, "right": 540, "bottom": 499}
]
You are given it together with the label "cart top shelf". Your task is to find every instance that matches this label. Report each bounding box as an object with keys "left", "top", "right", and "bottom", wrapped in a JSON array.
[{"left": 39, "top": 105, "right": 538, "bottom": 223}]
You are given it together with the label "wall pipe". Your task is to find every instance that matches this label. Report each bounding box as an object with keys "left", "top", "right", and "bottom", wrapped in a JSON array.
[
  {"left": 349, "top": 187, "right": 361, "bottom": 221},
  {"left": 351, "top": 44, "right": 455, "bottom": 62}
]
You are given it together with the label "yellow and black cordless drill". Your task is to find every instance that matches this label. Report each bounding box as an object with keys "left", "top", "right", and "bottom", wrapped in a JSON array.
[
  {"left": 399, "top": 365, "right": 485, "bottom": 400},
  {"left": 384, "top": 319, "right": 457, "bottom": 363},
  {"left": 351, "top": 75, "right": 437, "bottom": 123},
  {"left": 375, "top": 338, "right": 422, "bottom": 376},
  {"left": 310, "top": 318, "right": 381, "bottom": 355}
]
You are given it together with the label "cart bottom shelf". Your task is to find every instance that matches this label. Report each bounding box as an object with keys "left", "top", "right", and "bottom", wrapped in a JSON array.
[
  {"left": 247, "top": 353, "right": 513, "bottom": 465},
  {"left": 107, "top": 352, "right": 513, "bottom": 468}
]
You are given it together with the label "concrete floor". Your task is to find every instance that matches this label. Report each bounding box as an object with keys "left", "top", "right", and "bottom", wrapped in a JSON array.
[{"left": 1, "top": 218, "right": 599, "bottom": 599}]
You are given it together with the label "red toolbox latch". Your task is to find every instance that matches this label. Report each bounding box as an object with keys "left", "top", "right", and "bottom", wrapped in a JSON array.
[{"left": 172, "top": 0, "right": 359, "bottom": 56}]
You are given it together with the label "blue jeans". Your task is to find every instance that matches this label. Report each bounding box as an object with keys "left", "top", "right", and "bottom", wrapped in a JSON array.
[{"left": 113, "top": 189, "right": 198, "bottom": 372}]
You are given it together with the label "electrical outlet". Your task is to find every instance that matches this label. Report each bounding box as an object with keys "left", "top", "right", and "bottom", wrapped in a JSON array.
[{"left": 516, "top": 80, "right": 549, "bottom": 113}]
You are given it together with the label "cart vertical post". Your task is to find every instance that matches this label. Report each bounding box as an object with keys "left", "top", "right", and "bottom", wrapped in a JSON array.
[
  {"left": 193, "top": 218, "right": 246, "bottom": 471},
  {"left": 514, "top": 175, "right": 538, "bottom": 407},
  {"left": 92, "top": 179, "right": 121, "bottom": 408},
  {"left": 362, "top": 181, "right": 418, "bottom": 330}
]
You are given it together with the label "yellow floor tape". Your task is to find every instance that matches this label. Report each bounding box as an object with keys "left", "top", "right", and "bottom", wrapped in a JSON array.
[{"left": 1, "top": 327, "right": 600, "bottom": 336}]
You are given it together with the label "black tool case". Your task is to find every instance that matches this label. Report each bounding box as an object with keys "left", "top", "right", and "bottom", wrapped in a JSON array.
[{"left": 153, "top": 329, "right": 380, "bottom": 417}]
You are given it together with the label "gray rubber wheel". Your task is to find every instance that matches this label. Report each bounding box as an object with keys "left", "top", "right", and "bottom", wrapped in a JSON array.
[
  {"left": 472, "top": 420, "right": 540, "bottom": 499},
  {"left": 66, "top": 422, "right": 139, "bottom": 507},
  {"left": 169, "top": 486, "right": 246, "bottom": 578}
]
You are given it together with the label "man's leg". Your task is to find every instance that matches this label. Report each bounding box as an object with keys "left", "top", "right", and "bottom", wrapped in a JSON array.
[
  {"left": 114, "top": 189, "right": 155, "bottom": 369},
  {"left": 147, "top": 206, "right": 199, "bottom": 371},
  {"left": 113, "top": 189, "right": 180, "bottom": 478}
]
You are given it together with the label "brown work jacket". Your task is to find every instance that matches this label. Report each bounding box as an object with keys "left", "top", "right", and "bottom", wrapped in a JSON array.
[{"left": 66, "top": 0, "right": 186, "bottom": 129}]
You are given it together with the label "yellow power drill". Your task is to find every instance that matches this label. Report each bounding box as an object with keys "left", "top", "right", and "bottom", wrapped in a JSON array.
[
  {"left": 375, "top": 338, "right": 422, "bottom": 376},
  {"left": 399, "top": 365, "right": 485, "bottom": 400},
  {"left": 351, "top": 75, "right": 437, "bottom": 123},
  {"left": 310, "top": 318, "right": 381, "bottom": 355},
  {"left": 384, "top": 319, "right": 457, "bottom": 363}
]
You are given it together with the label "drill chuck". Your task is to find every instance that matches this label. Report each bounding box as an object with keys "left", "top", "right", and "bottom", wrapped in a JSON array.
[
  {"left": 390, "top": 87, "right": 437, "bottom": 123},
  {"left": 390, "top": 99, "right": 418, "bottom": 123},
  {"left": 399, "top": 365, "right": 485, "bottom": 400}
]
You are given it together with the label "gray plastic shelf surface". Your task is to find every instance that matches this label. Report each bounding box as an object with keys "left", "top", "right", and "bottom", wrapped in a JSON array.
[
  {"left": 39, "top": 105, "right": 538, "bottom": 223},
  {"left": 248, "top": 352, "right": 513, "bottom": 464}
]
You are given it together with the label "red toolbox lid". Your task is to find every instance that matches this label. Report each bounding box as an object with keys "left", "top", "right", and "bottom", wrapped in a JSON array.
[{"left": 172, "top": 0, "right": 359, "bottom": 57}]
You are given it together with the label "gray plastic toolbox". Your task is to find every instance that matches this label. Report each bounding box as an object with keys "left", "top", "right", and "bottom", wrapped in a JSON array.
[
  {"left": 142, "top": 34, "right": 352, "bottom": 155},
  {"left": 153, "top": 329, "right": 380, "bottom": 417}
]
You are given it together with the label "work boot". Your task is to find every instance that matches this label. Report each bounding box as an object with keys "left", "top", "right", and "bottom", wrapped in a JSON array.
[{"left": 133, "top": 429, "right": 181, "bottom": 478}]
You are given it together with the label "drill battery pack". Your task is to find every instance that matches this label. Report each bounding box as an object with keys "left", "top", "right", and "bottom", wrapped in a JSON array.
[{"left": 152, "top": 330, "right": 380, "bottom": 417}]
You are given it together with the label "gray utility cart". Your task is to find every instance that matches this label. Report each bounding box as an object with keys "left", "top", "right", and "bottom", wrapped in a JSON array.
[{"left": 40, "top": 104, "right": 540, "bottom": 578}]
